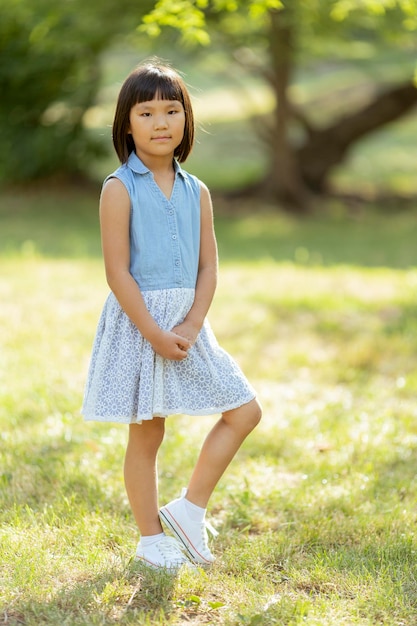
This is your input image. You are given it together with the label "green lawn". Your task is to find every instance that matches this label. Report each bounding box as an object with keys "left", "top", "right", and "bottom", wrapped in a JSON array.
[{"left": 1, "top": 189, "right": 417, "bottom": 625}]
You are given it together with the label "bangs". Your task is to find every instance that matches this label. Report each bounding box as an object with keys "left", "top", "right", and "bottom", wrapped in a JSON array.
[{"left": 133, "top": 71, "right": 184, "bottom": 105}]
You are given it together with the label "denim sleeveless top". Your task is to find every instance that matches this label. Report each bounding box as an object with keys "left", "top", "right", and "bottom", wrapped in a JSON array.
[{"left": 104, "top": 152, "right": 201, "bottom": 291}]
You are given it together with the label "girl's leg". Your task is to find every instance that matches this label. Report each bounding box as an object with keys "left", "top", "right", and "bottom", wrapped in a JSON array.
[
  {"left": 129, "top": 418, "right": 196, "bottom": 569},
  {"left": 186, "top": 398, "right": 262, "bottom": 508},
  {"left": 159, "top": 398, "right": 261, "bottom": 564},
  {"left": 124, "top": 417, "right": 165, "bottom": 536}
]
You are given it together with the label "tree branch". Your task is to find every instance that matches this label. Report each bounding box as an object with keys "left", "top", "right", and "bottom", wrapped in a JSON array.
[{"left": 298, "top": 80, "right": 417, "bottom": 190}]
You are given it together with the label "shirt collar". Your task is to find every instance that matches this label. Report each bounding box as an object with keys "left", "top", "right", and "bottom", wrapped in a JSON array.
[{"left": 127, "top": 151, "right": 188, "bottom": 179}]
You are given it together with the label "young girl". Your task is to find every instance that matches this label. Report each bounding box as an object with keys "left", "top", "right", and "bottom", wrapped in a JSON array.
[{"left": 82, "top": 59, "right": 262, "bottom": 570}]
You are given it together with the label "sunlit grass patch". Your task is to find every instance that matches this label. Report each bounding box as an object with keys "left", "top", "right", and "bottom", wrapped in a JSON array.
[{"left": 1, "top": 197, "right": 417, "bottom": 624}]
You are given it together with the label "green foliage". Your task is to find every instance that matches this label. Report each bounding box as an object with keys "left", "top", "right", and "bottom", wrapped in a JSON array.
[
  {"left": 140, "top": 0, "right": 212, "bottom": 46},
  {"left": 140, "top": 0, "right": 417, "bottom": 48},
  {"left": 0, "top": 0, "right": 151, "bottom": 182},
  {"left": 140, "top": 0, "right": 283, "bottom": 45},
  {"left": 331, "top": 0, "right": 417, "bottom": 29}
]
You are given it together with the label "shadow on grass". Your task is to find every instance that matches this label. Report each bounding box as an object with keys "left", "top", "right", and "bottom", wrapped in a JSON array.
[{"left": 3, "top": 561, "right": 179, "bottom": 626}]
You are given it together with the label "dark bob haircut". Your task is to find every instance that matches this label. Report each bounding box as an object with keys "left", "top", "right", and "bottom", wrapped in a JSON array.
[{"left": 112, "top": 60, "right": 195, "bottom": 164}]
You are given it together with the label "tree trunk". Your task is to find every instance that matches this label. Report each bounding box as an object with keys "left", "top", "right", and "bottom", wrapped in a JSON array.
[
  {"left": 264, "top": 8, "right": 310, "bottom": 211},
  {"left": 225, "top": 11, "right": 417, "bottom": 209},
  {"left": 297, "top": 81, "right": 417, "bottom": 192}
]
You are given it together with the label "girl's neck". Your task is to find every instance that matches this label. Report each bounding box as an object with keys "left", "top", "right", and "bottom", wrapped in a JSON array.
[
  {"left": 135, "top": 152, "right": 175, "bottom": 199},
  {"left": 135, "top": 151, "right": 175, "bottom": 177}
]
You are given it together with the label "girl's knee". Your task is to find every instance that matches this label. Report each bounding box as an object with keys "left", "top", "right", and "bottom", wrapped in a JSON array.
[
  {"left": 224, "top": 398, "right": 262, "bottom": 434},
  {"left": 128, "top": 417, "right": 165, "bottom": 450},
  {"left": 248, "top": 398, "right": 262, "bottom": 429}
]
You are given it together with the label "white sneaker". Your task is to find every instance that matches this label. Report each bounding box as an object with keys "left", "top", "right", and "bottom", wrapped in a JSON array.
[
  {"left": 135, "top": 535, "right": 193, "bottom": 571},
  {"left": 159, "top": 489, "right": 218, "bottom": 566}
]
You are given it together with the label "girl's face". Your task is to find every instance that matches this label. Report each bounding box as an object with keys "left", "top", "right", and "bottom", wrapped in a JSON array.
[{"left": 128, "top": 97, "right": 185, "bottom": 162}]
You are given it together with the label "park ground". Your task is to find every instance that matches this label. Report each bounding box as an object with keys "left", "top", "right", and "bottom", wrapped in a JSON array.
[{"left": 1, "top": 185, "right": 417, "bottom": 624}]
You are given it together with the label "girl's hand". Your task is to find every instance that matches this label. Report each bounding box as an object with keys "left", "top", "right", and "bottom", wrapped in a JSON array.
[
  {"left": 171, "top": 320, "right": 200, "bottom": 347},
  {"left": 151, "top": 330, "right": 191, "bottom": 361}
]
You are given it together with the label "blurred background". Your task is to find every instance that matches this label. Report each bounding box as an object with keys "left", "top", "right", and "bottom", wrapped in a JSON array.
[{"left": 1, "top": 0, "right": 416, "bottom": 217}]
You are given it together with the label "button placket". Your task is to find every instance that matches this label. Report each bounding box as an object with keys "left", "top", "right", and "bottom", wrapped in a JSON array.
[{"left": 165, "top": 197, "right": 182, "bottom": 286}]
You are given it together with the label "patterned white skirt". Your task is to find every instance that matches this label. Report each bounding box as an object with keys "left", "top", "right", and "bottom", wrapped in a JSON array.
[{"left": 82, "top": 288, "right": 255, "bottom": 424}]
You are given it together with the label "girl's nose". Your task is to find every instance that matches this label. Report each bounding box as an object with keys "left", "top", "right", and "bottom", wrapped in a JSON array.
[{"left": 154, "top": 114, "right": 168, "bottom": 129}]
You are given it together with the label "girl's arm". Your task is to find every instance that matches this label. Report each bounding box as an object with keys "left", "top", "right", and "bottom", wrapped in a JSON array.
[
  {"left": 100, "top": 177, "right": 191, "bottom": 360},
  {"left": 172, "top": 182, "right": 218, "bottom": 344}
]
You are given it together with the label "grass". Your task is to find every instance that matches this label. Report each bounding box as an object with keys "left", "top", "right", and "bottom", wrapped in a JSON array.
[{"left": 1, "top": 188, "right": 417, "bottom": 625}]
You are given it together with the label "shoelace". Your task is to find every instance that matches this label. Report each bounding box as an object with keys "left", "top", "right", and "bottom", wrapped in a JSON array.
[
  {"left": 196, "top": 520, "right": 218, "bottom": 560},
  {"left": 204, "top": 520, "right": 218, "bottom": 538},
  {"left": 157, "top": 537, "right": 187, "bottom": 563}
]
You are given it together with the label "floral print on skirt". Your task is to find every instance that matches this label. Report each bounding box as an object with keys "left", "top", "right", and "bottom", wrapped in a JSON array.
[{"left": 82, "top": 288, "right": 255, "bottom": 423}]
